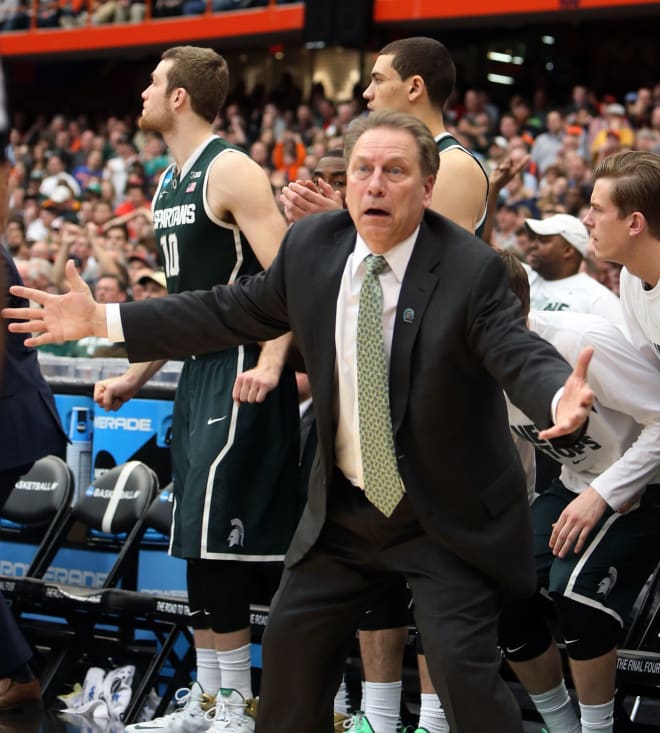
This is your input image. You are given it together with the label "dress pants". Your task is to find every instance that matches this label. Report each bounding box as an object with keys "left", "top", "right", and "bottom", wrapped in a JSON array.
[{"left": 256, "top": 471, "right": 524, "bottom": 732}]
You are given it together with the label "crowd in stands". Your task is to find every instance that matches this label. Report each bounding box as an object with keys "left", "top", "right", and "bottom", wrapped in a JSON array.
[
  {"left": 0, "top": 0, "right": 298, "bottom": 30},
  {"left": 3, "top": 77, "right": 660, "bottom": 358}
]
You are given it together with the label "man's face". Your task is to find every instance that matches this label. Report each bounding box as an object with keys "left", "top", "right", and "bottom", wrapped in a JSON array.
[
  {"left": 345, "top": 127, "right": 433, "bottom": 254},
  {"left": 61, "top": 221, "right": 82, "bottom": 247},
  {"left": 313, "top": 157, "right": 347, "bottom": 204},
  {"left": 94, "top": 277, "right": 126, "bottom": 303},
  {"left": 106, "top": 227, "right": 128, "bottom": 251},
  {"left": 139, "top": 59, "right": 176, "bottom": 134},
  {"left": 141, "top": 280, "right": 167, "bottom": 299},
  {"left": 363, "top": 55, "right": 411, "bottom": 114},
  {"left": 546, "top": 111, "right": 564, "bottom": 135},
  {"left": 526, "top": 232, "right": 572, "bottom": 280},
  {"left": 582, "top": 178, "right": 629, "bottom": 265}
]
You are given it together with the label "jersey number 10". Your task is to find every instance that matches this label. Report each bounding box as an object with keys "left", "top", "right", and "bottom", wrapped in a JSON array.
[{"left": 160, "top": 233, "right": 180, "bottom": 277}]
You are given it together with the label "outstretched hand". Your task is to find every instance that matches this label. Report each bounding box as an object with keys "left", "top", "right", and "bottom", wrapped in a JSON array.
[
  {"left": 538, "top": 346, "right": 594, "bottom": 441},
  {"left": 2, "top": 259, "right": 106, "bottom": 347}
]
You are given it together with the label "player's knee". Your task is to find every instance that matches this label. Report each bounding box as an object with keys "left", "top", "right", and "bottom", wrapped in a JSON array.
[
  {"left": 498, "top": 592, "right": 554, "bottom": 662},
  {"left": 554, "top": 594, "right": 620, "bottom": 660}
]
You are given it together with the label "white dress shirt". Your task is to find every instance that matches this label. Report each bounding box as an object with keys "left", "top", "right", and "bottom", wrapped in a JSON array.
[{"left": 334, "top": 228, "right": 419, "bottom": 489}]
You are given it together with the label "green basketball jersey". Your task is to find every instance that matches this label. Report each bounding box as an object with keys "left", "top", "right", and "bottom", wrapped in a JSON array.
[
  {"left": 435, "top": 132, "right": 489, "bottom": 238},
  {"left": 152, "top": 136, "right": 260, "bottom": 294}
]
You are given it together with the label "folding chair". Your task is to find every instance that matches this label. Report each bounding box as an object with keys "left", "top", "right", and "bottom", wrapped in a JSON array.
[
  {"left": 0, "top": 455, "right": 74, "bottom": 601},
  {"left": 10, "top": 460, "right": 158, "bottom": 698}
]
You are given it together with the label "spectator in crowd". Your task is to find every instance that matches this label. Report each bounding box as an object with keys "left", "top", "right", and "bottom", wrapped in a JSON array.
[
  {"left": 492, "top": 202, "right": 522, "bottom": 253},
  {"left": 5, "top": 215, "right": 29, "bottom": 258},
  {"left": 72, "top": 149, "right": 104, "bottom": 190},
  {"left": 135, "top": 268, "right": 167, "bottom": 299},
  {"left": 531, "top": 109, "right": 566, "bottom": 177},
  {"left": 524, "top": 213, "right": 623, "bottom": 327},
  {"left": 38, "top": 150, "right": 81, "bottom": 199},
  {"left": 590, "top": 103, "right": 635, "bottom": 163}
]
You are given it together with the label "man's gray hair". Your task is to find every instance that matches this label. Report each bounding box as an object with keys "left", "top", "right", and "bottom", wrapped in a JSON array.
[{"left": 343, "top": 111, "right": 439, "bottom": 180}]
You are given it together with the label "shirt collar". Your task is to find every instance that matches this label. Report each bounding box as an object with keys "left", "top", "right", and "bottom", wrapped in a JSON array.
[{"left": 352, "top": 225, "right": 420, "bottom": 283}]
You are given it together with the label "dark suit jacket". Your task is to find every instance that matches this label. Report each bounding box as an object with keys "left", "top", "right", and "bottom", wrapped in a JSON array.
[
  {"left": 121, "top": 209, "right": 573, "bottom": 596},
  {"left": 1, "top": 247, "right": 67, "bottom": 473}
]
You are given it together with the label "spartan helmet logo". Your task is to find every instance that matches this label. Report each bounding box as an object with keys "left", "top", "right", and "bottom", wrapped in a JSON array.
[
  {"left": 597, "top": 566, "right": 618, "bottom": 596},
  {"left": 227, "top": 518, "right": 245, "bottom": 548}
]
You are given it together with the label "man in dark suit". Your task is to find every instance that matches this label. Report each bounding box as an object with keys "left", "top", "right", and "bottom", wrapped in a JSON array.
[
  {"left": 4, "top": 110, "right": 594, "bottom": 732},
  {"left": 0, "top": 134, "right": 67, "bottom": 711}
]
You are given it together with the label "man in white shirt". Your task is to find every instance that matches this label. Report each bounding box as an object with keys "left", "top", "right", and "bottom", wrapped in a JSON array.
[
  {"left": 498, "top": 252, "right": 660, "bottom": 733},
  {"left": 4, "top": 110, "right": 596, "bottom": 733},
  {"left": 583, "top": 150, "right": 660, "bottom": 367},
  {"left": 525, "top": 213, "right": 624, "bottom": 329},
  {"left": 38, "top": 151, "right": 82, "bottom": 200}
]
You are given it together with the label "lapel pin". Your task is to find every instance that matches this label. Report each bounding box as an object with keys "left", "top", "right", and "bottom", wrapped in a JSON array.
[{"left": 403, "top": 308, "right": 415, "bottom": 323}]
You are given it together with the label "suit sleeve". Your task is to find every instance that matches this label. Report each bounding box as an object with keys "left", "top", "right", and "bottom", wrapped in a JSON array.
[
  {"left": 467, "top": 253, "right": 572, "bottom": 429},
  {"left": 121, "top": 234, "right": 291, "bottom": 363}
]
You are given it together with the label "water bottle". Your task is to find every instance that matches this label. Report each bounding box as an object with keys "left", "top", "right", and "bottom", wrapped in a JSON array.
[{"left": 66, "top": 406, "right": 93, "bottom": 504}]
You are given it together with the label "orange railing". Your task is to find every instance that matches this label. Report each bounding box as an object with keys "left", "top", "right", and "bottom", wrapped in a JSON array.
[{"left": 0, "top": 0, "right": 304, "bottom": 55}]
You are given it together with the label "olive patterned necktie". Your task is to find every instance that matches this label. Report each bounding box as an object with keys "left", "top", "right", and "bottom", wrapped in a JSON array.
[{"left": 356, "top": 254, "right": 404, "bottom": 517}]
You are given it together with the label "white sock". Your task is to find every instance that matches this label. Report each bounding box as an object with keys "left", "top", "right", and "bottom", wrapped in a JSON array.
[
  {"left": 216, "top": 644, "right": 253, "bottom": 700},
  {"left": 417, "top": 692, "right": 450, "bottom": 733},
  {"left": 362, "top": 681, "right": 401, "bottom": 733},
  {"left": 195, "top": 647, "right": 221, "bottom": 694},
  {"left": 334, "top": 674, "right": 350, "bottom": 716},
  {"left": 529, "top": 680, "right": 580, "bottom": 733},
  {"left": 579, "top": 700, "right": 614, "bottom": 732}
]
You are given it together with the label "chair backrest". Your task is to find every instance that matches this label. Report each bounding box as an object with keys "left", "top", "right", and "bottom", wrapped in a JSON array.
[
  {"left": 0, "top": 455, "right": 75, "bottom": 578},
  {"left": 143, "top": 484, "right": 173, "bottom": 537},
  {"left": 2, "top": 455, "right": 73, "bottom": 527},
  {"left": 73, "top": 461, "right": 157, "bottom": 534}
]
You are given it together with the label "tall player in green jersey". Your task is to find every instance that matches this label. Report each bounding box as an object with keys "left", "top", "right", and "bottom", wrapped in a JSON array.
[{"left": 94, "top": 47, "right": 299, "bottom": 733}]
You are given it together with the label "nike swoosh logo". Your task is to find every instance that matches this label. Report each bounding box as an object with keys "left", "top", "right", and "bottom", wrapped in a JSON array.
[
  {"left": 565, "top": 638, "right": 581, "bottom": 644},
  {"left": 207, "top": 416, "right": 227, "bottom": 425},
  {"left": 505, "top": 644, "right": 527, "bottom": 654}
]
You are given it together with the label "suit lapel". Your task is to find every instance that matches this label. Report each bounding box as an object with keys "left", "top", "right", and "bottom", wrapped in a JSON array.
[{"left": 390, "top": 219, "right": 442, "bottom": 434}]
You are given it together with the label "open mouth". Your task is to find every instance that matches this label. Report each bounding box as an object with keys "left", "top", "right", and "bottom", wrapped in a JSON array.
[{"left": 364, "top": 208, "right": 389, "bottom": 217}]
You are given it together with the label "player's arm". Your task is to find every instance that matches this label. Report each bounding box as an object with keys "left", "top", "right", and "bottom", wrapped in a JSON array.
[
  {"left": 94, "top": 360, "right": 167, "bottom": 411},
  {"left": 430, "top": 148, "right": 487, "bottom": 233},
  {"left": 550, "top": 329, "right": 660, "bottom": 557},
  {"left": 233, "top": 334, "right": 291, "bottom": 404},
  {"left": 206, "top": 150, "right": 287, "bottom": 268},
  {"left": 206, "top": 150, "right": 293, "bottom": 400}
]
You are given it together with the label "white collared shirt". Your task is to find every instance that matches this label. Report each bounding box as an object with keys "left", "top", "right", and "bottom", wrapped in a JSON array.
[{"left": 334, "top": 227, "right": 419, "bottom": 489}]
